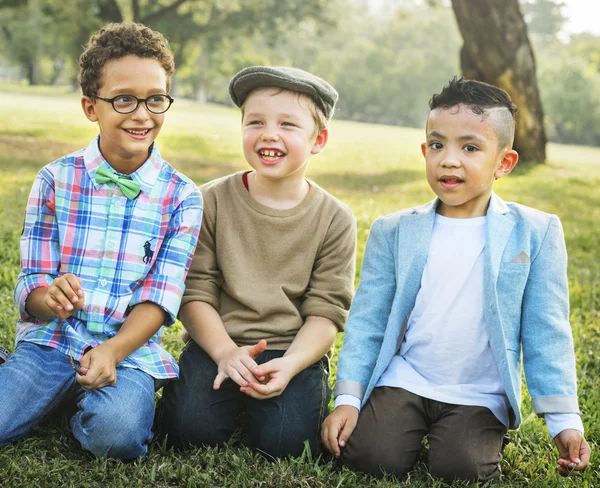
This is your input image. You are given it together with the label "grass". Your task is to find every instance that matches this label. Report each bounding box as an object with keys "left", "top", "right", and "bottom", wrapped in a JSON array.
[{"left": 0, "top": 86, "right": 599, "bottom": 487}]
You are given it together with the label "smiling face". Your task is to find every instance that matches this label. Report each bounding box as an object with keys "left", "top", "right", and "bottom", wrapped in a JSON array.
[
  {"left": 241, "top": 88, "right": 328, "bottom": 185},
  {"left": 422, "top": 104, "right": 519, "bottom": 218},
  {"left": 81, "top": 55, "right": 168, "bottom": 174}
]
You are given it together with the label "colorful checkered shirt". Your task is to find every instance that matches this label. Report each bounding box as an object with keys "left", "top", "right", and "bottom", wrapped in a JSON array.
[{"left": 14, "top": 136, "right": 203, "bottom": 379}]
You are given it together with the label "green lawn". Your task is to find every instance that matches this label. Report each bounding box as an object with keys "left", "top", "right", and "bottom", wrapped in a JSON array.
[{"left": 0, "top": 86, "right": 599, "bottom": 487}]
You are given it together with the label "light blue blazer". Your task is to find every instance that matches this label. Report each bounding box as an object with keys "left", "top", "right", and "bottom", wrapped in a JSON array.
[{"left": 335, "top": 193, "right": 580, "bottom": 428}]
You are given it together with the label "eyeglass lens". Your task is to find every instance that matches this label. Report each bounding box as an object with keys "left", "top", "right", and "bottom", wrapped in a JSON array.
[{"left": 113, "top": 95, "right": 170, "bottom": 114}]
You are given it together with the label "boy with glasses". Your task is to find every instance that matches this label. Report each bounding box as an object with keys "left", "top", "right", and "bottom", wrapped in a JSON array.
[{"left": 0, "top": 21, "right": 202, "bottom": 459}]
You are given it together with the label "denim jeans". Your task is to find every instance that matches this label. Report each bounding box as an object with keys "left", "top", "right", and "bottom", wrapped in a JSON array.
[
  {"left": 156, "top": 341, "right": 331, "bottom": 458},
  {"left": 0, "top": 341, "right": 155, "bottom": 460}
]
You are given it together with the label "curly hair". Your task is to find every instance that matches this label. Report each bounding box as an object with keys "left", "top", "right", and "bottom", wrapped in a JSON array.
[{"left": 78, "top": 21, "right": 175, "bottom": 97}]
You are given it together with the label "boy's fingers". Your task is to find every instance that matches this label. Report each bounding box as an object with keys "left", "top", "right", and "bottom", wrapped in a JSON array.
[
  {"left": 240, "top": 386, "right": 268, "bottom": 400},
  {"left": 326, "top": 423, "right": 341, "bottom": 457},
  {"left": 240, "top": 356, "right": 260, "bottom": 376},
  {"left": 568, "top": 442, "right": 581, "bottom": 465},
  {"left": 213, "top": 371, "right": 228, "bottom": 389},
  {"left": 48, "top": 289, "right": 73, "bottom": 311},
  {"left": 247, "top": 339, "right": 267, "bottom": 359},
  {"left": 338, "top": 419, "right": 356, "bottom": 447},
  {"left": 65, "top": 274, "right": 83, "bottom": 300},
  {"left": 54, "top": 279, "right": 78, "bottom": 304},
  {"left": 579, "top": 440, "right": 591, "bottom": 469},
  {"left": 246, "top": 380, "right": 273, "bottom": 395}
]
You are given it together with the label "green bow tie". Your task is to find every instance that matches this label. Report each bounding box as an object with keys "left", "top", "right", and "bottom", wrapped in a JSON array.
[{"left": 94, "top": 165, "right": 141, "bottom": 200}]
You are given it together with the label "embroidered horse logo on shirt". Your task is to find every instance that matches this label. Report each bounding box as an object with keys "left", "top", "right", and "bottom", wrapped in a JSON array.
[{"left": 143, "top": 238, "right": 156, "bottom": 264}]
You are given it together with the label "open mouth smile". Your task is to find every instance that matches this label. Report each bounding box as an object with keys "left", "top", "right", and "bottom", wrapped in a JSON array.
[
  {"left": 258, "top": 149, "right": 285, "bottom": 162},
  {"left": 123, "top": 128, "right": 152, "bottom": 137}
]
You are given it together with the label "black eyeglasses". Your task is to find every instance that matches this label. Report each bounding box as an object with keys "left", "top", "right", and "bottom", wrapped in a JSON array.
[{"left": 93, "top": 94, "right": 174, "bottom": 114}]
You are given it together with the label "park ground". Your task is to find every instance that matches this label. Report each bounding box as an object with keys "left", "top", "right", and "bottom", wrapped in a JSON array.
[{"left": 0, "top": 85, "right": 599, "bottom": 487}]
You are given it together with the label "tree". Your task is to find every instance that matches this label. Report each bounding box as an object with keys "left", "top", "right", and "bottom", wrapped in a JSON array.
[
  {"left": 520, "top": 0, "right": 566, "bottom": 40},
  {"left": 451, "top": 0, "right": 546, "bottom": 163}
]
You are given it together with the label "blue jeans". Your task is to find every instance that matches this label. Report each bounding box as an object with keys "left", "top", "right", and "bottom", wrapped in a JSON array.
[
  {"left": 0, "top": 341, "right": 155, "bottom": 459},
  {"left": 156, "top": 341, "right": 331, "bottom": 458}
]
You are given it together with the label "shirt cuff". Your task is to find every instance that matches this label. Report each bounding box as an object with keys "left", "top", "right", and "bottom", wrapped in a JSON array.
[
  {"left": 334, "top": 393, "right": 362, "bottom": 411},
  {"left": 545, "top": 413, "right": 584, "bottom": 439},
  {"left": 14, "top": 274, "right": 54, "bottom": 320}
]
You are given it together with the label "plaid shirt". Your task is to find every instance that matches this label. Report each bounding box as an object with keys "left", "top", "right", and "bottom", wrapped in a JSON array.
[{"left": 14, "top": 136, "right": 202, "bottom": 379}]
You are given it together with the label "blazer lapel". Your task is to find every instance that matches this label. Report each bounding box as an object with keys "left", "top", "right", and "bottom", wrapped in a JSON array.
[
  {"left": 485, "top": 193, "right": 514, "bottom": 284},
  {"left": 396, "top": 199, "right": 436, "bottom": 293},
  {"left": 484, "top": 193, "right": 514, "bottom": 353}
]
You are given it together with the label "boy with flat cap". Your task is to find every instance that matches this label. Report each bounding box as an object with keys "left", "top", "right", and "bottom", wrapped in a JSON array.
[{"left": 158, "top": 66, "right": 357, "bottom": 458}]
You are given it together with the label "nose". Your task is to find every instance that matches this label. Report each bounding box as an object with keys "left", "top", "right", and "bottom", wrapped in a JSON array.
[
  {"left": 441, "top": 148, "right": 461, "bottom": 168},
  {"left": 260, "top": 123, "right": 280, "bottom": 141},
  {"left": 131, "top": 102, "right": 150, "bottom": 121}
]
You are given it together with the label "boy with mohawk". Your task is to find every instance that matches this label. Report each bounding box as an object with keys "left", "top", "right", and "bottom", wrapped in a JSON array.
[
  {"left": 323, "top": 78, "right": 590, "bottom": 482},
  {"left": 158, "top": 66, "right": 356, "bottom": 458},
  {"left": 0, "top": 22, "right": 202, "bottom": 459}
]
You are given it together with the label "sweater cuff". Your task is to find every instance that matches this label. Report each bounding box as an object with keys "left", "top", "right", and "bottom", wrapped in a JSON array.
[
  {"left": 532, "top": 395, "right": 580, "bottom": 415},
  {"left": 334, "top": 379, "right": 366, "bottom": 400}
]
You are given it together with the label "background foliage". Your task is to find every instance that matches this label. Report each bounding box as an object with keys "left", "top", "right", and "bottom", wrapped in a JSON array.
[{"left": 1, "top": 0, "right": 600, "bottom": 146}]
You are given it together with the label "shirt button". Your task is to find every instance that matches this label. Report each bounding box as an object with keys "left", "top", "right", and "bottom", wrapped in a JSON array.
[
  {"left": 115, "top": 201, "right": 122, "bottom": 208},
  {"left": 100, "top": 279, "right": 107, "bottom": 287},
  {"left": 108, "top": 241, "right": 115, "bottom": 249}
]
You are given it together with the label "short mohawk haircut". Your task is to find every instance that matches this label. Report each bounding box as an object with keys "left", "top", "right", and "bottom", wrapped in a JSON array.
[{"left": 429, "top": 77, "right": 517, "bottom": 148}]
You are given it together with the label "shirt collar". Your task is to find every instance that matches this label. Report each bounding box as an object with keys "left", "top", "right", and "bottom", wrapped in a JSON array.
[{"left": 83, "top": 135, "right": 163, "bottom": 196}]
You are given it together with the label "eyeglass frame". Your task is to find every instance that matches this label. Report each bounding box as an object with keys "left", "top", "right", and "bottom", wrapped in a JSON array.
[{"left": 92, "top": 93, "right": 174, "bottom": 114}]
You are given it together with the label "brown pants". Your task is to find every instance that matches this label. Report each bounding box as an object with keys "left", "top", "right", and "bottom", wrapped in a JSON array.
[{"left": 342, "top": 387, "right": 508, "bottom": 483}]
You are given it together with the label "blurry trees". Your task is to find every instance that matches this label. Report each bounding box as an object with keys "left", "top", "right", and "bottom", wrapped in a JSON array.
[
  {"left": 451, "top": 0, "right": 547, "bottom": 163},
  {"left": 1, "top": 0, "right": 599, "bottom": 148}
]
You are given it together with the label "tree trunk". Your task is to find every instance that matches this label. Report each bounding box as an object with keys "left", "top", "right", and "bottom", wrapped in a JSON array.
[{"left": 450, "top": 0, "right": 546, "bottom": 163}]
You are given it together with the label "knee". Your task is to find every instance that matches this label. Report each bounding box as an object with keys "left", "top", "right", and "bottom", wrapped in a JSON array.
[
  {"left": 429, "top": 451, "right": 501, "bottom": 483},
  {"left": 157, "top": 389, "right": 230, "bottom": 450},
  {"left": 342, "top": 441, "right": 414, "bottom": 478},
  {"left": 73, "top": 409, "right": 152, "bottom": 460}
]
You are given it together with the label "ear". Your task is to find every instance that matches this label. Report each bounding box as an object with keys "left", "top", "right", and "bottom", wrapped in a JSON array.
[
  {"left": 421, "top": 142, "right": 427, "bottom": 158},
  {"left": 81, "top": 96, "right": 98, "bottom": 123},
  {"left": 311, "top": 128, "right": 329, "bottom": 155},
  {"left": 494, "top": 149, "right": 519, "bottom": 179}
]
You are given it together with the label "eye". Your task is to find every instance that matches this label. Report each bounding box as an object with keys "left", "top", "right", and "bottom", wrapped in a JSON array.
[
  {"left": 281, "top": 121, "right": 297, "bottom": 127},
  {"left": 429, "top": 142, "right": 443, "bottom": 150},
  {"left": 246, "top": 120, "right": 262, "bottom": 126},
  {"left": 115, "top": 95, "right": 134, "bottom": 104},
  {"left": 464, "top": 144, "right": 478, "bottom": 152},
  {"left": 148, "top": 95, "right": 165, "bottom": 103}
]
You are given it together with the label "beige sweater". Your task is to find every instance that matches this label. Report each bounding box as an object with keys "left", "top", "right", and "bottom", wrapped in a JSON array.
[{"left": 182, "top": 172, "right": 357, "bottom": 350}]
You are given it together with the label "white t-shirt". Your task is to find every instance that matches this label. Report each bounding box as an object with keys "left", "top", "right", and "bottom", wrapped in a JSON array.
[{"left": 336, "top": 213, "right": 583, "bottom": 438}]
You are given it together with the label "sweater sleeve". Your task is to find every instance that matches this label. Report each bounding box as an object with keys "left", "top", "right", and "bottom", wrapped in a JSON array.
[
  {"left": 301, "top": 205, "right": 357, "bottom": 330},
  {"left": 181, "top": 187, "right": 222, "bottom": 310}
]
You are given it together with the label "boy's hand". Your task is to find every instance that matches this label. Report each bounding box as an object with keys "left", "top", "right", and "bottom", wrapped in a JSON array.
[
  {"left": 554, "top": 429, "right": 591, "bottom": 475},
  {"left": 322, "top": 405, "right": 359, "bottom": 457},
  {"left": 45, "top": 274, "right": 84, "bottom": 320},
  {"left": 240, "top": 355, "right": 297, "bottom": 399},
  {"left": 213, "top": 339, "right": 267, "bottom": 389},
  {"left": 76, "top": 343, "right": 119, "bottom": 390}
]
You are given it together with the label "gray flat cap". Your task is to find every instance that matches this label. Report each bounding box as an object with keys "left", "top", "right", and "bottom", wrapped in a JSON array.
[{"left": 229, "top": 66, "right": 339, "bottom": 121}]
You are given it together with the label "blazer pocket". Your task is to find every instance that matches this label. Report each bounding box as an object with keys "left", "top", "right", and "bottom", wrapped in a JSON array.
[{"left": 496, "top": 263, "right": 530, "bottom": 336}]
